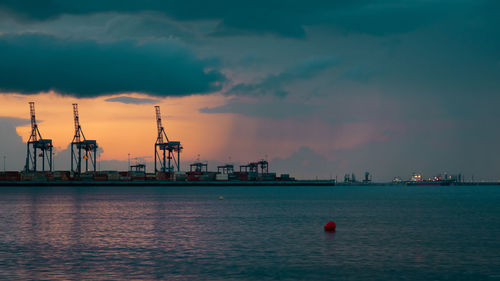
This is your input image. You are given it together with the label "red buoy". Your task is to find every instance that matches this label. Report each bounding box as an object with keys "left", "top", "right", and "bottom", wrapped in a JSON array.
[{"left": 324, "top": 221, "right": 336, "bottom": 232}]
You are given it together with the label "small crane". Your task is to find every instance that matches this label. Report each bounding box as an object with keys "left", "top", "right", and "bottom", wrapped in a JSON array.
[
  {"left": 154, "top": 106, "right": 182, "bottom": 173},
  {"left": 70, "top": 104, "right": 98, "bottom": 175},
  {"left": 25, "top": 102, "right": 53, "bottom": 172}
]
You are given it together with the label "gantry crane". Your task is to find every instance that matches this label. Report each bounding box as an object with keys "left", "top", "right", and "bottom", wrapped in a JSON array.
[
  {"left": 154, "top": 106, "right": 182, "bottom": 173},
  {"left": 239, "top": 160, "right": 268, "bottom": 174},
  {"left": 25, "top": 102, "right": 53, "bottom": 172},
  {"left": 70, "top": 104, "right": 98, "bottom": 175}
]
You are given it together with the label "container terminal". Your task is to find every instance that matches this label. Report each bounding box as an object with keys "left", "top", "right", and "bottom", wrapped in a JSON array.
[
  {"left": 0, "top": 102, "right": 335, "bottom": 186},
  {"left": 1, "top": 102, "right": 497, "bottom": 187}
]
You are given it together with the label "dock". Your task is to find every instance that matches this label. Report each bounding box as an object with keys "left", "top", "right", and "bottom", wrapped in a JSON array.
[{"left": 0, "top": 180, "right": 336, "bottom": 187}]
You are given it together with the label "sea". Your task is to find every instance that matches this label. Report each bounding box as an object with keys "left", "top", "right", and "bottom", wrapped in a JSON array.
[{"left": 0, "top": 185, "right": 499, "bottom": 281}]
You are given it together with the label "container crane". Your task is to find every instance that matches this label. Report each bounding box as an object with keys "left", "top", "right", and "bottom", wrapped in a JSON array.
[
  {"left": 154, "top": 106, "right": 182, "bottom": 173},
  {"left": 25, "top": 102, "right": 53, "bottom": 172},
  {"left": 70, "top": 104, "right": 98, "bottom": 175}
]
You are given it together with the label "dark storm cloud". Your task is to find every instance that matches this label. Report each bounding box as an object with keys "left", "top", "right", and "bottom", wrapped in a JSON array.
[
  {"left": 311, "top": 1, "right": 444, "bottom": 36},
  {"left": 0, "top": 34, "right": 224, "bottom": 97},
  {"left": 0, "top": 0, "right": 448, "bottom": 37},
  {"left": 226, "top": 56, "right": 339, "bottom": 97},
  {"left": 104, "top": 96, "right": 159, "bottom": 104},
  {"left": 0, "top": 1, "right": 326, "bottom": 37},
  {"left": 104, "top": 14, "right": 191, "bottom": 41},
  {"left": 1, "top": 0, "right": 500, "bottom": 180},
  {"left": 343, "top": 66, "right": 375, "bottom": 83}
]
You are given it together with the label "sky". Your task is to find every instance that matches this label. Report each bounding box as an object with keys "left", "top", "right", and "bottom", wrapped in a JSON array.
[{"left": 0, "top": 1, "right": 499, "bottom": 181}]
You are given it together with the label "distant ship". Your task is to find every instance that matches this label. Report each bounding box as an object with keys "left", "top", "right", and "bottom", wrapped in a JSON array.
[
  {"left": 404, "top": 173, "right": 455, "bottom": 186},
  {"left": 406, "top": 180, "right": 454, "bottom": 186}
]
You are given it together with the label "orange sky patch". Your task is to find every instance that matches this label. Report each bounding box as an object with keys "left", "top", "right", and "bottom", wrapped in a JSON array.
[{"left": 0, "top": 92, "right": 240, "bottom": 162}]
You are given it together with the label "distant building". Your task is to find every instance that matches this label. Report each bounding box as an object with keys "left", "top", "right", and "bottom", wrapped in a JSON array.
[
  {"left": 344, "top": 174, "right": 350, "bottom": 183},
  {"left": 363, "top": 172, "right": 372, "bottom": 183},
  {"left": 393, "top": 176, "right": 402, "bottom": 183}
]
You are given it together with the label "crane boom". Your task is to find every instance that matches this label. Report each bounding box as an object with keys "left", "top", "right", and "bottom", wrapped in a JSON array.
[
  {"left": 29, "top": 102, "right": 36, "bottom": 129},
  {"left": 73, "top": 103, "right": 81, "bottom": 142},
  {"left": 29, "top": 102, "right": 38, "bottom": 141},
  {"left": 154, "top": 105, "right": 181, "bottom": 172},
  {"left": 25, "top": 102, "right": 53, "bottom": 172},
  {"left": 70, "top": 104, "right": 97, "bottom": 174},
  {"left": 155, "top": 106, "right": 163, "bottom": 143}
]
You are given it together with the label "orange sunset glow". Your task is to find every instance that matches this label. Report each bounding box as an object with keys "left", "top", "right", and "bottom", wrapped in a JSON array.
[
  {"left": 0, "top": 92, "right": 234, "bottom": 161},
  {"left": 2, "top": 91, "right": 328, "bottom": 169}
]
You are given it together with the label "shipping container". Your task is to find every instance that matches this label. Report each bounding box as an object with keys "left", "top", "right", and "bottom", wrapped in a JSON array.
[
  {"left": 174, "top": 172, "right": 187, "bottom": 181},
  {"left": 102, "top": 171, "right": 120, "bottom": 181},
  {"left": 0, "top": 171, "right": 21, "bottom": 181},
  {"left": 216, "top": 174, "right": 229, "bottom": 181},
  {"left": 187, "top": 174, "right": 200, "bottom": 181},
  {"left": 156, "top": 172, "right": 174, "bottom": 180}
]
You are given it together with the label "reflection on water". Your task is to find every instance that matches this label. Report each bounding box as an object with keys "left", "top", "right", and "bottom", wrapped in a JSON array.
[{"left": 0, "top": 186, "right": 500, "bottom": 280}]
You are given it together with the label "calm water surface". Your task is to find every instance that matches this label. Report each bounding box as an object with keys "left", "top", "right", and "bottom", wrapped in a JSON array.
[{"left": 0, "top": 185, "right": 499, "bottom": 280}]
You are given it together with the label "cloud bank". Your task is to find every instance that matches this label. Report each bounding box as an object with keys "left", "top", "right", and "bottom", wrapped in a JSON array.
[
  {"left": 104, "top": 96, "right": 159, "bottom": 104},
  {"left": 0, "top": 34, "right": 224, "bottom": 97},
  {"left": 226, "top": 56, "right": 339, "bottom": 97},
  {"left": 0, "top": 0, "right": 455, "bottom": 38}
]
